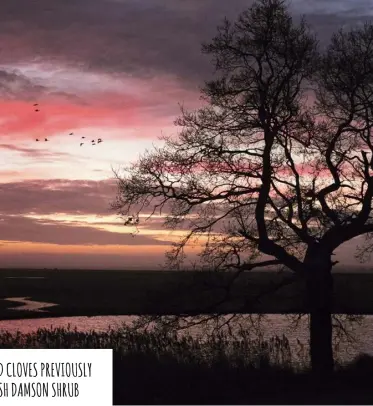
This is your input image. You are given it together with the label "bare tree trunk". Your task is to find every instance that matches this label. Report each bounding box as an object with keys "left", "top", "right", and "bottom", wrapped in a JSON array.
[{"left": 305, "top": 252, "right": 334, "bottom": 376}]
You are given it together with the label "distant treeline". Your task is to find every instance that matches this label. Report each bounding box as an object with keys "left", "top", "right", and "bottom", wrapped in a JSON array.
[{"left": 0, "top": 269, "right": 372, "bottom": 318}]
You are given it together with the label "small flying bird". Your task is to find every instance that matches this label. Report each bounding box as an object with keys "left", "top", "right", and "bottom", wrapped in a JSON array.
[
  {"left": 44, "top": 138, "right": 48, "bottom": 141},
  {"left": 69, "top": 132, "right": 74, "bottom": 135},
  {"left": 80, "top": 143, "right": 84, "bottom": 146},
  {"left": 34, "top": 109, "right": 39, "bottom": 112},
  {"left": 35, "top": 139, "right": 39, "bottom": 142},
  {"left": 33, "top": 103, "right": 38, "bottom": 106},
  {"left": 125, "top": 216, "right": 133, "bottom": 225},
  {"left": 81, "top": 136, "right": 85, "bottom": 139},
  {"left": 91, "top": 140, "right": 95, "bottom": 143},
  {"left": 97, "top": 138, "right": 102, "bottom": 143}
]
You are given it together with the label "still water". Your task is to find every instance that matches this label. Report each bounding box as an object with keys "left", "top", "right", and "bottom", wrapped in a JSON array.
[{"left": 0, "top": 313, "right": 371, "bottom": 364}]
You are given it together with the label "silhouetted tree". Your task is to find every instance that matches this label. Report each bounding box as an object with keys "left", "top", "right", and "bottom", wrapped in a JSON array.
[{"left": 114, "top": 0, "right": 373, "bottom": 375}]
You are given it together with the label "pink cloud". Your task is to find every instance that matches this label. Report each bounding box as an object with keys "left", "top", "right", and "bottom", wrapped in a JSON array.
[
  {"left": 0, "top": 70, "right": 203, "bottom": 143},
  {"left": 0, "top": 143, "right": 72, "bottom": 159},
  {"left": 0, "top": 98, "right": 139, "bottom": 138},
  {"left": 275, "top": 162, "right": 333, "bottom": 178}
]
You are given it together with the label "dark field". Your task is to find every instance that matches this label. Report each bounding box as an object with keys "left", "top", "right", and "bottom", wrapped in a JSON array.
[{"left": 0, "top": 268, "right": 372, "bottom": 319}]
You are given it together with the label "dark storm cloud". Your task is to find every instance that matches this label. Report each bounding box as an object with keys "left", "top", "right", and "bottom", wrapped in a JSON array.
[
  {"left": 0, "top": 178, "right": 177, "bottom": 217},
  {"left": 0, "top": 0, "right": 371, "bottom": 87},
  {"left": 0, "top": 70, "right": 46, "bottom": 99},
  {"left": 0, "top": 214, "right": 168, "bottom": 245},
  {"left": 0, "top": 179, "right": 117, "bottom": 215},
  {"left": 0, "top": 0, "right": 239, "bottom": 83},
  {"left": 0, "top": 68, "right": 85, "bottom": 102}
]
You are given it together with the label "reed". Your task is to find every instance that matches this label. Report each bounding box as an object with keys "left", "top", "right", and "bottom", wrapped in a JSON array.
[{"left": 0, "top": 325, "right": 371, "bottom": 404}]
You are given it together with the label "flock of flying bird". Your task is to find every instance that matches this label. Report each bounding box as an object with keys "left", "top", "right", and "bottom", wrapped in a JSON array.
[
  {"left": 32, "top": 103, "right": 103, "bottom": 146},
  {"left": 32, "top": 102, "right": 140, "bottom": 235}
]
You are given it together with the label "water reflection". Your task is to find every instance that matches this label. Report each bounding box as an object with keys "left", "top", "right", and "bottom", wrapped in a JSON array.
[
  {"left": 0, "top": 314, "right": 370, "bottom": 364},
  {"left": 0, "top": 315, "right": 134, "bottom": 334},
  {"left": 5, "top": 297, "right": 57, "bottom": 312}
]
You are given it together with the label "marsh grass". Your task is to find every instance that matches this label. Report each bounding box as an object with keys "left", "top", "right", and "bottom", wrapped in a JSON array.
[
  {"left": 0, "top": 325, "right": 371, "bottom": 404},
  {"left": 0, "top": 324, "right": 295, "bottom": 366}
]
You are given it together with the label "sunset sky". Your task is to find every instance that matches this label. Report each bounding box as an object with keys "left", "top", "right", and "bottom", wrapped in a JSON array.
[{"left": 0, "top": 0, "right": 372, "bottom": 269}]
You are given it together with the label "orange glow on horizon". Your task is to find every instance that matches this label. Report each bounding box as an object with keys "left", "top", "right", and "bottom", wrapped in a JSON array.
[{"left": 0, "top": 240, "right": 170, "bottom": 255}]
